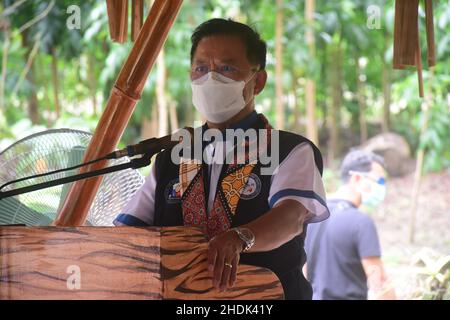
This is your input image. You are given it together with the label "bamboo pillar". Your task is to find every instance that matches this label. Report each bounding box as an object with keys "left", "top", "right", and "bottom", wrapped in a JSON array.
[{"left": 54, "top": 0, "right": 183, "bottom": 226}]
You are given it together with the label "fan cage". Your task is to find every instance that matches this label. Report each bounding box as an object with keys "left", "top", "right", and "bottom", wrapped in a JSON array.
[{"left": 0, "top": 129, "right": 144, "bottom": 226}]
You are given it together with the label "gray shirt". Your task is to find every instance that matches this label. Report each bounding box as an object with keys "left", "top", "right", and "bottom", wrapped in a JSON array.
[{"left": 304, "top": 199, "right": 381, "bottom": 300}]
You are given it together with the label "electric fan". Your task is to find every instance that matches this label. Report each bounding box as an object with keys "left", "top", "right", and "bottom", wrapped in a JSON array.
[{"left": 0, "top": 129, "right": 145, "bottom": 226}]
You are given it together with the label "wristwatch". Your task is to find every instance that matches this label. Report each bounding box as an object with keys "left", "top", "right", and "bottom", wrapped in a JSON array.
[{"left": 232, "top": 227, "right": 255, "bottom": 252}]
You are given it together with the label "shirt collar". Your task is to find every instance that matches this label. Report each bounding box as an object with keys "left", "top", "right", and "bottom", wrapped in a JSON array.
[
  {"left": 202, "top": 111, "right": 258, "bottom": 148},
  {"left": 228, "top": 110, "right": 258, "bottom": 131}
]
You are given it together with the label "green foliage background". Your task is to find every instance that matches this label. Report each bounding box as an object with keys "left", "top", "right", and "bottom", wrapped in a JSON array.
[{"left": 1, "top": 0, "right": 449, "bottom": 171}]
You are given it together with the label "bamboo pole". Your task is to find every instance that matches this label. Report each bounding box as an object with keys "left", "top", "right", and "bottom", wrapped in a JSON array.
[
  {"left": 275, "top": 0, "right": 284, "bottom": 130},
  {"left": 54, "top": 0, "right": 183, "bottom": 226},
  {"left": 305, "top": 0, "right": 318, "bottom": 145},
  {"left": 409, "top": 68, "right": 433, "bottom": 244}
]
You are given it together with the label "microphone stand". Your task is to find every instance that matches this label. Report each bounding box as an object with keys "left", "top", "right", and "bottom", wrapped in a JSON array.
[{"left": 0, "top": 152, "right": 152, "bottom": 200}]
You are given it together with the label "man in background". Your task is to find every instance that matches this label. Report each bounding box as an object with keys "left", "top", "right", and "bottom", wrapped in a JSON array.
[{"left": 304, "top": 150, "right": 396, "bottom": 300}]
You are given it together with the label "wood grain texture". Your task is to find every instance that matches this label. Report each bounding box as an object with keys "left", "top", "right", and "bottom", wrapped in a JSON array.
[
  {"left": 0, "top": 226, "right": 284, "bottom": 300},
  {"left": 161, "top": 227, "right": 284, "bottom": 300},
  {"left": 0, "top": 226, "right": 162, "bottom": 299}
]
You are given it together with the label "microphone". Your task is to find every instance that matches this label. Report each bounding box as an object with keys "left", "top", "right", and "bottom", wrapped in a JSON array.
[{"left": 106, "top": 127, "right": 194, "bottom": 159}]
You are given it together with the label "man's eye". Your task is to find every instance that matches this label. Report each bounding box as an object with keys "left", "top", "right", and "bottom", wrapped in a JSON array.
[
  {"left": 195, "top": 66, "right": 208, "bottom": 73},
  {"left": 220, "top": 65, "right": 236, "bottom": 72}
]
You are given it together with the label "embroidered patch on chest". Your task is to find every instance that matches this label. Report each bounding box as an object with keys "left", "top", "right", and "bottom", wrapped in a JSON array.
[
  {"left": 240, "top": 173, "right": 262, "bottom": 200},
  {"left": 164, "top": 178, "right": 181, "bottom": 204}
]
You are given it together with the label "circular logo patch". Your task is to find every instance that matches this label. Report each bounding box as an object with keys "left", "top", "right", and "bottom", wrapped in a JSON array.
[
  {"left": 164, "top": 178, "right": 181, "bottom": 204},
  {"left": 241, "top": 173, "right": 261, "bottom": 200}
]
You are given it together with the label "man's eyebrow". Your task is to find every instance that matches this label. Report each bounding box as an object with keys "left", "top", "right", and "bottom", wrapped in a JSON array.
[
  {"left": 218, "top": 58, "right": 238, "bottom": 64},
  {"left": 192, "top": 58, "right": 207, "bottom": 64}
]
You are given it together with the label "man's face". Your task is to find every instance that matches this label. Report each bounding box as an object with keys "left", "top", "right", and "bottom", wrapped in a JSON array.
[
  {"left": 358, "top": 162, "right": 386, "bottom": 194},
  {"left": 190, "top": 34, "right": 267, "bottom": 104},
  {"left": 353, "top": 161, "right": 387, "bottom": 209}
]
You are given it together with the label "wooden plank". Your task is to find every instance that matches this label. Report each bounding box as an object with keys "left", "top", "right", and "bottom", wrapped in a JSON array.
[{"left": 0, "top": 226, "right": 284, "bottom": 300}]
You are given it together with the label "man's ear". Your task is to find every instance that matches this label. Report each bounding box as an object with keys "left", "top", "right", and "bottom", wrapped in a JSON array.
[
  {"left": 254, "top": 70, "right": 267, "bottom": 95},
  {"left": 349, "top": 173, "right": 361, "bottom": 185}
]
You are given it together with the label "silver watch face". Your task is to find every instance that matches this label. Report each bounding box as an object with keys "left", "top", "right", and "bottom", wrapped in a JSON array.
[
  {"left": 240, "top": 228, "right": 254, "bottom": 242},
  {"left": 237, "top": 228, "right": 255, "bottom": 251}
]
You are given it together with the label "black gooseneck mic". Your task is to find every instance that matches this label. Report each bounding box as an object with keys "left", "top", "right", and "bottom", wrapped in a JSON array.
[
  {"left": 0, "top": 127, "right": 193, "bottom": 200},
  {"left": 107, "top": 131, "right": 182, "bottom": 159}
]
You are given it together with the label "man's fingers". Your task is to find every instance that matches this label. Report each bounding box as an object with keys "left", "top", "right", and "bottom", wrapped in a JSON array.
[
  {"left": 220, "top": 259, "right": 233, "bottom": 292},
  {"left": 213, "top": 254, "right": 225, "bottom": 289},
  {"left": 229, "top": 255, "right": 239, "bottom": 287},
  {"left": 207, "top": 245, "right": 217, "bottom": 273}
]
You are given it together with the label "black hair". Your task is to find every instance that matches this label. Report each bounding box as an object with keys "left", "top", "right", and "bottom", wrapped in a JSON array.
[
  {"left": 340, "top": 149, "right": 386, "bottom": 183},
  {"left": 190, "top": 18, "right": 267, "bottom": 70}
]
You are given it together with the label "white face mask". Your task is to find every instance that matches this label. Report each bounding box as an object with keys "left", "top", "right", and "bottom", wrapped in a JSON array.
[
  {"left": 191, "top": 71, "right": 256, "bottom": 124},
  {"left": 358, "top": 178, "right": 386, "bottom": 209}
]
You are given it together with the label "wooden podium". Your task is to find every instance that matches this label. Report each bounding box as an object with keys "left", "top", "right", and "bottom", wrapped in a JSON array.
[{"left": 0, "top": 226, "right": 284, "bottom": 299}]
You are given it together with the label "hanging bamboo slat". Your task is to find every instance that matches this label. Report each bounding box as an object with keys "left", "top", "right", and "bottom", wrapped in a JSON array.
[
  {"left": 106, "top": 0, "right": 128, "bottom": 43},
  {"left": 393, "top": 0, "right": 419, "bottom": 68},
  {"left": 131, "top": 0, "right": 144, "bottom": 42},
  {"left": 424, "top": 0, "right": 436, "bottom": 67},
  {"left": 393, "top": 0, "right": 436, "bottom": 98},
  {"left": 53, "top": 0, "right": 183, "bottom": 226}
]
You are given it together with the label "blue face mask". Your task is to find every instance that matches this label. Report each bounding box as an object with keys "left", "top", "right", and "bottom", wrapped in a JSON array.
[{"left": 358, "top": 176, "right": 386, "bottom": 209}]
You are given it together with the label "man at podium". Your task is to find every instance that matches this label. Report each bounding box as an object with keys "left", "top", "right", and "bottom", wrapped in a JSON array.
[{"left": 114, "top": 18, "right": 329, "bottom": 300}]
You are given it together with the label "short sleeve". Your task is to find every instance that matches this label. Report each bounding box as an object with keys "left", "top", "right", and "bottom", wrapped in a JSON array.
[
  {"left": 113, "top": 163, "right": 156, "bottom": 226},
  {"left": 268, "top": 142, "right": 330, "bottom": 223},
  {"left": 355, "top": 215, "right": 382, "bottom": 258}
]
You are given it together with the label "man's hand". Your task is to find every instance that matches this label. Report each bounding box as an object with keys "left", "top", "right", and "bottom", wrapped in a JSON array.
[
  {"left": 362, "top": 256, "right": 396, "bottom": 300},
  {"left": 207, "top": 199, "right": 309, "bottom": 292},
  {"left": 208, "top": 229, "right": 244, "bottom": 292}
]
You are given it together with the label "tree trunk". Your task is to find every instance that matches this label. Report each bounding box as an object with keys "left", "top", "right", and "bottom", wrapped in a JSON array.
[
  {"left": 87, "top": 53, "right": 98, "bottom": 116},
  {"left": 320, "top": 44, "right": 328, "bottom": 133},
  {"left": 0, "top": 24, "right": 10, "bottom": 111},
  {"left": 381, "top": 36, "right": 391, "bottom": 133},
  {"left": 21, "top": 31, "right": 39, "bottom": 124},
  {"left": 328, "top": 42, "right": 342, "bottom": 163},
  {"left": 51, "top": 48, "right": 61, "bottom": 119},
  {"left": 356, "top": 57, "right": 368, "bottom": 144},
  {"left": 290, "top": 72, "right": 300, "bottom": 133},
  {"left": 27, "top": 67, "right": 39, "bottom": 124},
  {"left": 381, "top": 63, "right": 391, "bottom": 133},
  {"left": 305, "top": 0, "right": 318, "bottom": 145},
  {"left": 140, "top": 104, "right": 158, "bottom": 139},
  {"left": 275, "top": 0, "right": 285, "bottom": 130},
  {"left": 409, "top": 71, "right": 433, "bottom": 244},
  {"left": 156, "top": 50, "right": 168, "bottom": 136},
  {"left": 169, "top": 99, "right": 179, "bottom": 132}
]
